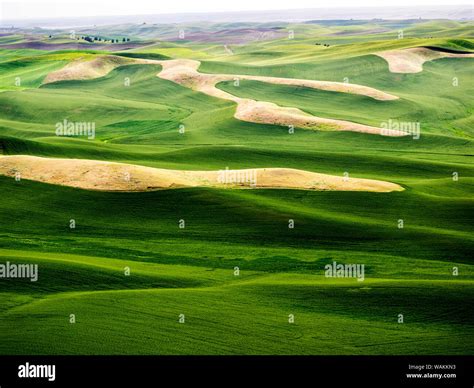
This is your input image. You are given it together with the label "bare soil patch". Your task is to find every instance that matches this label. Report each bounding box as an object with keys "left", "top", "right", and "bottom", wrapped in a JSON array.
[
  {"left": 0, "top": 155, "right": 403, "bottom": 193},
  {"left": 375, "top": 47, "right": 474, "bottom": 73}
]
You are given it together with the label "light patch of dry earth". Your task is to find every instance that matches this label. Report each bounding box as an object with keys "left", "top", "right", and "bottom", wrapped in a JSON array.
[
  {"left": 156, "top": 59, "right": 406, "bottom": 136},
  {"left": 0, "top": 155, "right": 403, "bottom": 193},
  {"left": 42, "top": 55, "right": 160, "bottom": 84},
  {"left": 43, "top": 55, "right": 405, "bottom": 136},
  {"left": 375, "top": 47, "right": 474, "bottom": 73}
]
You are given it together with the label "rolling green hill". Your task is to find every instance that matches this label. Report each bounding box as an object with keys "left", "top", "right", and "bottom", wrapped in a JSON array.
[{"left": 0, "top": 19, "right": 473, "bottom": 355}]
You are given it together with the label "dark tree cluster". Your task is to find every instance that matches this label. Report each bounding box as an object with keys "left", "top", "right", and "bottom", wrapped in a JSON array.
[{"left": 79, "top": 36, "right": 131, "bottom": 44}]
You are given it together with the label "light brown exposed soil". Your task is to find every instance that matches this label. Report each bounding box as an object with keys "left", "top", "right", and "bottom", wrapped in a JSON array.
[
  {"left": 43, "top": 55, "right": 405, "bottom": 136},
  {"left": 0, "top": 155, "right": 403, "bottom": 193},
  {"left": 375, "top": 47, "right": 474, "bottom": 73}
]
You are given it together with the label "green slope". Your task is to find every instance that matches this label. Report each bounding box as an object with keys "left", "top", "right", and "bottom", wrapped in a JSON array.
[{"left": 0, "top": 19, "right": 473, "bottom": 355}]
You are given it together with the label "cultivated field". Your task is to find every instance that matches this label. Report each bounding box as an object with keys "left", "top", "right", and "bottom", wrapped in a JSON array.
[{"left": 0, "top": 19, "right": 473, "bottom": 354}]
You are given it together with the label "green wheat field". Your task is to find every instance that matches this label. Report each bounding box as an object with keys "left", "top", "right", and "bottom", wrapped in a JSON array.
[{"left": 0, "top": 18, "right": 473, "bottom": 355}]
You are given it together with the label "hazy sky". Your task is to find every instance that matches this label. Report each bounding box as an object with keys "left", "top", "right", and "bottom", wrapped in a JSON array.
[{"left": 1, "top": 0, "right": 469, "bottom": 21}]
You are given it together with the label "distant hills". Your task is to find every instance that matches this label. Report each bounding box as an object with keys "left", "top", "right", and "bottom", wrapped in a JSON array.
[{"left": 2, "top": 5, "right": 472, "bottom": 28}]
